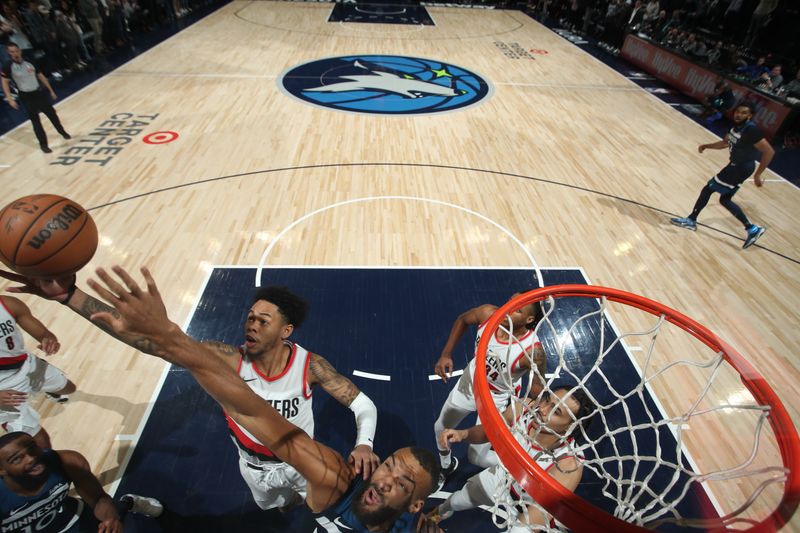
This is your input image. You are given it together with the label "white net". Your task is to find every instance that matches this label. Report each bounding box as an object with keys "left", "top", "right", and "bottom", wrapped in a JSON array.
[{"left": 478, "top": 287, "right": 798, "bottom": 532}]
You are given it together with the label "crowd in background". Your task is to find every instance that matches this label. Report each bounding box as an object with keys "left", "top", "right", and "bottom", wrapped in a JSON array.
[
  {"left": 0, "top": 0, "right": 216, "bottom": 80},
  {"left": 523, "top": 0, "right": 799, "bottom": 101}
]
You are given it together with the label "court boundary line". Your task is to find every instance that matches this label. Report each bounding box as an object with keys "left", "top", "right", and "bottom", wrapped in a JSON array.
[{"left": 106, "top": 264, "right": 215, "bottom": 496}]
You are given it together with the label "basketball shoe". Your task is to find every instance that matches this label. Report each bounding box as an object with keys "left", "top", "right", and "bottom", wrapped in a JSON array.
[
  {"left": 670, "top": 217, "right": 697, "bottom": 231},
  {"left": 743, "top": 225, "right": 766, "bottom": 249},
  {"left": 120, "top": 494, "right": 164, "bottom": 518}
]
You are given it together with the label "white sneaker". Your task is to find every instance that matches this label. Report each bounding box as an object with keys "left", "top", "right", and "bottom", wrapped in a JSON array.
[
  {"left": 46, "top": 393, "right": 69, "bottom": 404},
  {"left": 121, "top": 494, "right": 164, "bottom": 518}
]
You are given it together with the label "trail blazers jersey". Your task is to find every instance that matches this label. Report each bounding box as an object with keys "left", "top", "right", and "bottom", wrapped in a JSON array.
[
  {"left": 0, "top": 299, "right": 28, "bottom": 371},
  {"left": 226, "top": 342, "right": 315, "bottom": 464},
  {"left": 466, "top": 320, "right": 540, "bottom": 403}
]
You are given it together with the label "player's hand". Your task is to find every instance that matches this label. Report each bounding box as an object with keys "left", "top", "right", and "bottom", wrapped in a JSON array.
[
  {"left": 37, "top": 334, "right": 60, "bottom": 355},
  {"left": 437, "top": 429, "right": 468, "bottom": 450},
  {"left": 417, "top": 511, "right": 445, "bottom": 532},
  {"left": 0, "top": 270, "right": 76, "bottom": 302},
  {"left": 49, "top": 90, "right": 57, "bottom": 100},
  {"left": 97, "top": 517, "right": 123, "bottom": 533},
  {"left": 698, "top": 144, "right": 706, "bottom": 153},
  {"left": 348, "top": 444, "right": 379, "bottom": 480},
  {"left": 0, "top": 390, "right": 28, "bottom": 407},
  {"left": 434, "top": 355, "right": 454, "bottom": 383},
  {"left": 87, "top": 266, "right": 176, "bottom": 350},
  {"left": 754, "top": 174, "right": 764, "bottom": 187},
  {"left": 8, "top": 99, "right": 18, "bottom": 110}
]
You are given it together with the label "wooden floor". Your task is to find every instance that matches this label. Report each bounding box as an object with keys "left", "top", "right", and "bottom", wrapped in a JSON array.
[{"left": 2, "top": 2, "right": 799, "bottom": 530}]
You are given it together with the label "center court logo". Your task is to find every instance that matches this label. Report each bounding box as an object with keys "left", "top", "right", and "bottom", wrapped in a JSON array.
[{"left": 279, "top": 55, "right": 492, "bottom": 115}]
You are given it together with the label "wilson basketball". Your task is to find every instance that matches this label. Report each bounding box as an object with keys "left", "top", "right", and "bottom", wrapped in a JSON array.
[{"left": 0, "top": 194, "right": 98, "bottom": 278}]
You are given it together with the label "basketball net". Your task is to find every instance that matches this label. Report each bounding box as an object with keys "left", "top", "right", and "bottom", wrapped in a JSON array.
[{"left": 475, "top": 285, "right": 800, "bottom": 532}]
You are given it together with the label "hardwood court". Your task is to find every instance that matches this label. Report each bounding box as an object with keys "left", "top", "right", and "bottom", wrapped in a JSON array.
[{"left": 1, "top": 2, "right": 799, "bottom": 529}]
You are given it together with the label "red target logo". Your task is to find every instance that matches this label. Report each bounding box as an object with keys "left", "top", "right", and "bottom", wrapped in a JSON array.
[{"left": 143, "top": 131, "right": 179, "bottom": 144}]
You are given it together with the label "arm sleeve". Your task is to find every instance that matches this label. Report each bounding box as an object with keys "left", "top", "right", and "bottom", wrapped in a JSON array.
[{"left": 348, "top": 391, "right": 377, "bottom": 449}]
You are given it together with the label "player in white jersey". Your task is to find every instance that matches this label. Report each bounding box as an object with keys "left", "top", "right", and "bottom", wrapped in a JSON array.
[
  {"left": 0, "top": 296, "right": 76, "bottom": 450},
  {"left": 0, "top": 266, "right": 442, "bottom": 533},
  {"left": 1, "top": 275, "right": 380, "bottom": 512},
  {"left": 428, "top": 386, "right": 594, "bottom": 529},
  {"left": 433, "top": 295, "right": 546, "bottom": 477}
]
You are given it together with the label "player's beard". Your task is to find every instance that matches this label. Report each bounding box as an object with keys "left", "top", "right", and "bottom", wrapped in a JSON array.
[{"left": 351, "top": 482, "right": 407, "bottom": 529}]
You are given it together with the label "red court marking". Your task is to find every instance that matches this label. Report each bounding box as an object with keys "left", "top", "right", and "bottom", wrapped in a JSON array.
[{"left": 143, "top": 131, "right": 179, "bottom": 144}]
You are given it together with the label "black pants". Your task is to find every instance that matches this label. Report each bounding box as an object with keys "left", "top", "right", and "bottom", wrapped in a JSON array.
[{"left": 18, "top": 89, "right": 67, "bottom": 150}]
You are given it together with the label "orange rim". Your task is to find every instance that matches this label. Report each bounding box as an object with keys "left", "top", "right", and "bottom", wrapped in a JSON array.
[{"left": 474, "top": 284, "right": 800, "bottom": 532}]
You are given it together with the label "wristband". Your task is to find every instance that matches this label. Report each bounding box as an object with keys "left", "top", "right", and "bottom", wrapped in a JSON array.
[{"left": 60, "top": 276, "right": 78, "bottom": 305}]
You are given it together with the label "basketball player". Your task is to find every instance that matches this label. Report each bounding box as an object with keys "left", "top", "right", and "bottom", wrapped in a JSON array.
[
  {"left": 670, "top": 102, "right": 775, "bottom": 249},
  {"left": 1, "top": 273, "right": 379, "bottom": 513},
  {"left": 2, "top": 265, "right": 442, "bottom": 532},
  {"left": 428, "top": 386, "right": 594, "bottom": 529},
  {"left": 0, "top": 295, "right": 76, "bottom": 450},
  {"left": 432, "top": 296, "right": 546, "bottom": 477},
  {"left": 0, "top": 431, "right": 163, "bottom": 532}
]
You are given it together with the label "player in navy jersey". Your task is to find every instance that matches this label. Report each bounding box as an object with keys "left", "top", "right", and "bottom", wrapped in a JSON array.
[
  {"left": 0, "top": 267, "right": 443, "bottom": 532},
  {"left": 0, "top": 431, "right": 162, "bottom": 532},
  {"left": 671, "top": 102, "right": 775, "bottom": 249}
]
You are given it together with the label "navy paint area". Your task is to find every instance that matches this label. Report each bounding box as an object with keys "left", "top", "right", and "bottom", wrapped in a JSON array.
[{"left": 114, "top": 267, "right": 713, "bottom": 532}]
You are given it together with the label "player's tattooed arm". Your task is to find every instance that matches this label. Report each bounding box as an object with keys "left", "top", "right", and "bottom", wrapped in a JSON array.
[
  {"left": 68, "top": 290, "right": 166, "bottom": 355},
  {"left": 308, "top": 353, "right": 360, "bottom": 406},
  {"left": 200, "top": 340, "right": 241, "bottom": 369}
]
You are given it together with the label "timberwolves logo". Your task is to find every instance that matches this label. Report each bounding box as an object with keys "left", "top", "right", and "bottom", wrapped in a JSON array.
[{"left": 279, "top": 55, "right": 492, "bottom": 115}]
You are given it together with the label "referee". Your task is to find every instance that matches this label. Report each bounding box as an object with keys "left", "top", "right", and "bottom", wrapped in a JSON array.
[{"left": 1, "top": 43, "right": 71, "bottom": 153}]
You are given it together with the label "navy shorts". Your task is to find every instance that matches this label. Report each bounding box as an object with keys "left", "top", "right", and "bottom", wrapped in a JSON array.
[{"left": 707, "top": 161, "right": 756, "bottom": 195}]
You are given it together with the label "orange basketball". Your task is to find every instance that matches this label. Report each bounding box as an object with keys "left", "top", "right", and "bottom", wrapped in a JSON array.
[{"left": 0, "top": 194, "right": 98, "bottom": 278}]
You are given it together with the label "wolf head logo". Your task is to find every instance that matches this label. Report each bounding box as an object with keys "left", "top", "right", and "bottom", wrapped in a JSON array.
[
  {"left": 305, "top": 60, "right": 465, "bottom": 99},
  {"left": 280, "top": 55, "right": 491, "bottom": 115}
]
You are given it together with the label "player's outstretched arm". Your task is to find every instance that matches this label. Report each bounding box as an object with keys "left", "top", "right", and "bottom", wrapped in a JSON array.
[
  {"left": 86, "top": 266, "right": 353, "bottom": 512},
  {"left": 434, "top": 304, "right": 496, "bottom": 382},
  {"left": 59, "top": 449, "right": 122, "bottom": 532},
  {"left": 0, "top": 270, "right": 238, "bottom": 366},
  {"left": 308, "top": 353, "right": 379, "bottom": 479},
  {"left": 1, "top": 295, "right": 60, "bottom": 355}
]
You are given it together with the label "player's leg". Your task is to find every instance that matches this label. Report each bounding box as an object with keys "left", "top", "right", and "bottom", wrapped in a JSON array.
[
  {"left": 3, "top": 403, "right": 50, "bottom": 448},
  {"left": 467, "top": 442, "right": 498, "bottom": 468},
  {"left": 434, "top": 377, "right": 475, "bottom": 472},
  {"left": 431, "top": 466, "right": 496, "bottom": 521},
  {"left": 671, "top": 181, "right": 714, "bottom": 230},
  {"left": 238, "top": 460, "right": 307, "bottom": 510},
  {"left": 31, "top": 356, "right": 75, "bottom": 402}
]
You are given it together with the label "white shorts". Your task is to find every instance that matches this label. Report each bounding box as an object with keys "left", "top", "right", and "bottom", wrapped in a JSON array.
[
  {"left": 447, "top": 369, "right": 514, "bottom": 413},
  {"left": 0, "top": 355, "right": 68, "bottom": 436},
  {"left": 238, "top": 458, "right": 307, "bottom": 510}
]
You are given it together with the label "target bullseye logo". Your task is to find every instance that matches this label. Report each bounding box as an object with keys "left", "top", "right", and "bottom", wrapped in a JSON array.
[{"left": 143, "top": 131, "right": 179, "bottom": 144}]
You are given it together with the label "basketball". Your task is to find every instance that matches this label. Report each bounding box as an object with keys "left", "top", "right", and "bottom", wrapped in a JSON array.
[{"left": 0, "top": 194, "right": 98, "bottom": 278}]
